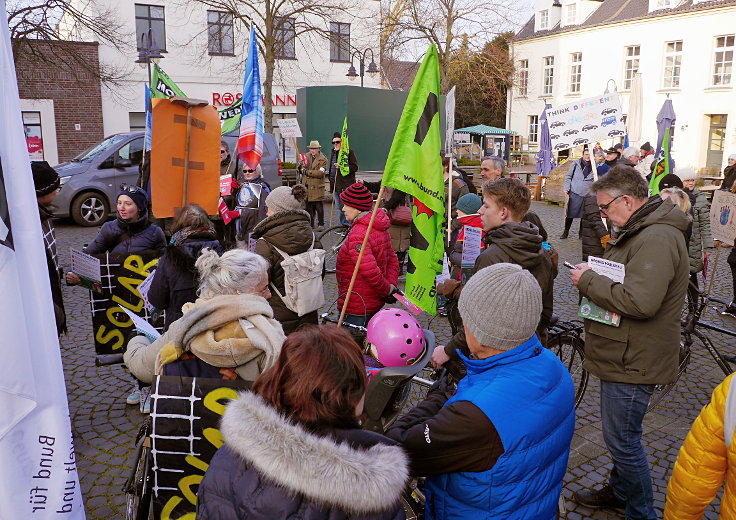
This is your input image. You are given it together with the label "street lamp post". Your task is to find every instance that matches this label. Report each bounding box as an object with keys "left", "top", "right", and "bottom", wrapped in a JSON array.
[
  {"left": 134, "top": 29, "right": 164, "bottom": 87},
  {"left": 345, "top": 48, "right": 379, "bottom": 88}
]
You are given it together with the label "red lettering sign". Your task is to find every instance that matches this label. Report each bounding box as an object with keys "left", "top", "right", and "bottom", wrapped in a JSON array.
[
  {"left": 222, "top": 93, "right": 235, "bottom": 105},
  {"left": 212, "top": 92, "right": 295, "bottom": 106},
  {"left": 212, "top": 93, "right": 221, "bottom": 105}
]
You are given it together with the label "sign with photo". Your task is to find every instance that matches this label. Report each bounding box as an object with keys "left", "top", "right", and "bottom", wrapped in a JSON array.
[
  {"left": 546, "top": 93, "right": 626, "bottom": 152},
  {"left": 150, "top": 376, "right": 252, "bottom": 519},
  {"left": 711, "top": 190, "right": 736, "bottom": 246},
  {"left": 89, "top": 250, "right": 165, "bottom": 359}
]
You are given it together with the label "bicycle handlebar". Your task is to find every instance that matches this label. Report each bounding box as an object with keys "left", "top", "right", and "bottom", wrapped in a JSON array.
[
  {"left": 688, "top": 280, "right": 732, "bottom": 308},
  {"left": 320, "top": 313, "right": 368, "bottom": 333}
]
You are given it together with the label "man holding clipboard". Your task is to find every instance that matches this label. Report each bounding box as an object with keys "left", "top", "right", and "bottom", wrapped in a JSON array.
[{"left": 570, "top": 166, "right": 689, "bottom": 520}]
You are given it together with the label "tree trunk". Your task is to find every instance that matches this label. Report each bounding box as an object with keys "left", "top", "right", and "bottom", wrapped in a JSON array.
[{"left": 263, "top": 48, "right": 275, "bottom": 134}]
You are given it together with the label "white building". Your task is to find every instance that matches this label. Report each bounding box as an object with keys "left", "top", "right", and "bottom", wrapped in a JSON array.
[
  {"left": 508, "top": 0, "right": 736, "bottom": 173},
  {"left": 58, "top": 0, "right": 381, "bottom": 147}
]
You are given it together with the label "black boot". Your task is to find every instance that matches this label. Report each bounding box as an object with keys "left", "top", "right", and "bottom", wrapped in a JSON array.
[
  {"left": 560, "top": 218, "right": 573, "bottom": 239},
  {"left": 572, "top": 483, "right": 626, "bottom": 511}
]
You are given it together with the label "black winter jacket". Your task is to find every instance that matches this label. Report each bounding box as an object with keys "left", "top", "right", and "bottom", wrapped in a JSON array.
[
  {"left": 196, "top": 392, "right": 408, "bottom": 520},
  {"left": 235, "top": 177, "right": 271, "bottom": 243},
  {"left": 147, "top": 234, "right": 222, "bottom": 331},
  {"left": 329, "top": 147, "right": 359, "bottom": 194},
  {"left": 444, "top": 221, "right": 554, "bottom": 357},
  {"left": 84, "top": 211, "right": 166, "bottom": 256},
  {"left": 722, "top": 164, "right": 736, "bottom": 192},
  {"left": 581, "top": 194, "right": 608, "bottom": 261},
  {"left": 251, "top": 210, "right": 322, "bottom": 335}
]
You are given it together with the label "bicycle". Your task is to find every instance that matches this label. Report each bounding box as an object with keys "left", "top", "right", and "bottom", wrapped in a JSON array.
[
  {"left": 547, "top": 317, "right": 589, "bottom": 409},
  {"left": 318, "top": 224, "right": 350, "bottom": 273},
  {"left": 647, "top": 283, "right": 735, "bottom": 411}
]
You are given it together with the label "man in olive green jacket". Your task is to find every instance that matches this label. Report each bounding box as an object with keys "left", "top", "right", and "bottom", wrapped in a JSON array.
[{"left": 570, "top": 165, "right": 689, "bottom": 520}]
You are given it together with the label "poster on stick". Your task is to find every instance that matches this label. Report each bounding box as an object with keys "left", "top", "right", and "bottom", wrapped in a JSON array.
[
  {"left": 710, "top": 190, "right": 736, "bottom": 245},
  {"left": 276, "top": 118, "right": 302, "bottom": 139},
  {"left": 546, "top": 93, "right": 626, "bottom": 151}
]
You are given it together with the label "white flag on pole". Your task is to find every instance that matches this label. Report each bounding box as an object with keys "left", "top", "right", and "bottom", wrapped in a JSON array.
[{"left": 0, "top": 5, "right": 85, "bottom": 519}]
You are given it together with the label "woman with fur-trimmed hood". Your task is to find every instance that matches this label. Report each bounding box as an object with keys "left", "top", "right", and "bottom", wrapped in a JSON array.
[
  {"left": 251, "top": 184, "right": 323, "bottom": 335},
  {"left": 197, "top": 325, "right": 409, "bottom": 520}
]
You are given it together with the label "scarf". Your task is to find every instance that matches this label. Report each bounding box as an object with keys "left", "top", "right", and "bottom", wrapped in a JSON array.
[
  {"left": 580, "top": 159, "right": 593, "bottom": 179},
  {"left": 169, "top": 226, "right": 216, "bottom": 247},
  {"left": 154, "top": 294, "right": 286, "bottom": 377}
]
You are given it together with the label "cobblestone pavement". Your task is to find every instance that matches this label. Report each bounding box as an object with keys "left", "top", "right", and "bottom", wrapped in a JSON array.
[{"left": 56, "top": 199, "right": 734, "bottom": 519}]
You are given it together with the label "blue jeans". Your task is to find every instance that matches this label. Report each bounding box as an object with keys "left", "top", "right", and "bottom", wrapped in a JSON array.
[
  {"left": 334, "top": 191, "right": 348, "bottom": 226},
  {"left": 600, "top": 381, "right": 656, "bottom": 520}
]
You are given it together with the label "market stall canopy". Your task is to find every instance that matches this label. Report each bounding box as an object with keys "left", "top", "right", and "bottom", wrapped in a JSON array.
[{"left": 454, "top": 125, "right": 518, "bottom": 135}]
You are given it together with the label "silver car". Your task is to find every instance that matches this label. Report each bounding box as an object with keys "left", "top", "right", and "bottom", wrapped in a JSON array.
[{"left": 53, "top": 131, "right": 280, "bottom": 226}]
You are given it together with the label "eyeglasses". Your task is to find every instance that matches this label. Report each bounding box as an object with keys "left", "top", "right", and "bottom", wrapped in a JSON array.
[
  {"left": 243, "top": 169, "right": 255, "bottom": 173},
  {"left": 220, "top": 150, "right": 227, "bottom": 154},
  {"left": 332, "top": 141, "right": 341, "bottom": 144},
  {"left": 598, "top": 194, "right": 624, "bottom": 214},
  {"left": 119, "top": 183, "right": 141, "bottom": 194}
]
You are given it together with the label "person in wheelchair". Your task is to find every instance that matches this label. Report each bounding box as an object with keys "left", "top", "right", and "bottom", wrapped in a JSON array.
[
  {"left": 386, "top": 264, "right": 575, "bottom": 520},
  {"left": 363, "top": 308, "right": 425, "bottom": 381},
  {"left": 196, "top": 325, "right": 409, "bottom": 520},
  {"left": 124, "top": 248, "right": 286, "bottom": 384}
]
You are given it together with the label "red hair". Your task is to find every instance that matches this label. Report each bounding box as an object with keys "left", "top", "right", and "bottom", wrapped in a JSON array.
[{"left": 253, "top": 325, "right": 367, "bottom": 430}]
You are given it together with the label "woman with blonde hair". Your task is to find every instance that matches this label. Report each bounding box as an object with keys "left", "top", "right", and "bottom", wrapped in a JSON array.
[{"left": 124, "top": 248, "right": 286, "bottom": 386}]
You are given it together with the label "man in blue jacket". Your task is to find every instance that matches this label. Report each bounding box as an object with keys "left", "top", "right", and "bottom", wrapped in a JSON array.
[{"left": 387, "top": 263, "right": 575, "bottom": 520}]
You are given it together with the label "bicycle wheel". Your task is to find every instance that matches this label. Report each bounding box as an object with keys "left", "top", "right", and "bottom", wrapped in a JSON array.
[
  {"left": 647, "top": 333, "right": 692, "bottom": 412},
  {"left": 549, "top": 333, "right": 588, "bottom": 408},
  {"left": 696, "top": 329, "right": 734, "bottom": 376},
  {"left": 125, "top": 440, "right": 152, "bottom": 520},
  {"left": 319, "top": 225, "right": 350, "bottom": 273}
]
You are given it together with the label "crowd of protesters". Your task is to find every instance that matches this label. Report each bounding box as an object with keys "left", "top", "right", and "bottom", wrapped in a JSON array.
[{"left": 35, "top": 133, "right": 736, "bottom": 519}]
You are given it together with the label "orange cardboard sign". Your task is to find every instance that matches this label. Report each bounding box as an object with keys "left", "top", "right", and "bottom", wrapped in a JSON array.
[{"left": 150, "top": 98, "right": 220, "bottom": 218}]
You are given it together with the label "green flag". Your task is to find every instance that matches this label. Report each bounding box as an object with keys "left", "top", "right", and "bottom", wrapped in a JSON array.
[
  {"left": 648, "top": 127, "right": 671, "bottom": 195},
  {"left": 337, "top": 116, "right": 350, "bottom": 176},
  {"left": 150, "top": 63, "right": 187, "bottom": 98},
  {"left": 382, "top": 45, "right": 444, "bottom": 315},
  {"left": 219, "top": 98, "right": 242, "bottom": 135}
]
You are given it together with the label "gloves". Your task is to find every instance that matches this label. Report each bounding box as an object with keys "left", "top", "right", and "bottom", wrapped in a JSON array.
[{"left": 383, "top": 284, "right": 399, "bottom": 304}]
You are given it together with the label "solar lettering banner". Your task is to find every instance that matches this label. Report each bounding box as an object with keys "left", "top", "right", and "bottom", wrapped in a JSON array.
[{"left": 89, "top": 251, "right": 164, "bottom": 360}]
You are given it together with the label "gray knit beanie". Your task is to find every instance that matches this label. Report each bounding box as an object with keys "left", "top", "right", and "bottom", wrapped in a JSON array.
[
  {"left": 458, "top": 263, "right": 542, "bottom": 351},
  {"left": 265, "top": 185, "right": 304, "bottom": 213}
]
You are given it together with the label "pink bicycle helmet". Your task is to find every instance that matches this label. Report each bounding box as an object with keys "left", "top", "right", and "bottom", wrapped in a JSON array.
[{"left": 366, "top": 308, "right": 425, "bottom": 367}]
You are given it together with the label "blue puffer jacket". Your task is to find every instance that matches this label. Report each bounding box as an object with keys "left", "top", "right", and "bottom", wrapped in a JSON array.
[
  {"left": 425, "top": 337, "right": 575, "bottom": 520},
  {"left": 84, "top": 211, "right": 166, "bottom": 256}
]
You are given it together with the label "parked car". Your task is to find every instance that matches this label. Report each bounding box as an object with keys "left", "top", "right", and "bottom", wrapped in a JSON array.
[
  {"left": 581, "top": 124, "right": 598, "bottom": 131},
  {"left": 550, "top": 121, "right": 565, "bottom": 129},
  {"left": 53, "top": 132, "right": 280, "bottom": 226},
  {"left": 601, "top": 116, "right": 617, "bottom": 127},
  {"left": 601, "top": 108, "right": 617, "bottom": 116},
  {"left": 554, "top": 143, "right": 570, "bottom": 151},
  {"left": 563, "top": 129, "right": 579, "bottom": 136},
  {"left": 608, "top": 129, "right": 625, "bottom": 137}
]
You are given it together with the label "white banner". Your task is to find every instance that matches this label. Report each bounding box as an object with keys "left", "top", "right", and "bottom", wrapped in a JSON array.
[
  {"left": 546, "top": 93, "right": 626, "bottom": 152},
  {"left": 276, "top": 118, "right": 302, "bottom": 139},
  {"left": 0, "top": 4, "right": 85, "bottom": 519},
  {"left": 444, "top": 86, "right": 456, "bottom": 156},
  {"left": 710, "top": 190, "right": 736, "bottom": 246}
]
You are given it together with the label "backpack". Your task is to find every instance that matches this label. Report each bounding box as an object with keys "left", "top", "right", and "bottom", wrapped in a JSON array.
[{"left": 265, "top": 235, "right": 326, "bottom": 316}]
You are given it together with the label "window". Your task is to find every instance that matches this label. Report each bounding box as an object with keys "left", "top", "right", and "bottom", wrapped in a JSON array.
[
  {"left": 543, "top": 56, "right": 554, "bottom": 96},
  {"left": 100, "top": 138, "right": 144, "bottom": 169},
  {"left": 566, "top": 4, "right": 577, "bottom": 25},
  {"left": 529, "top": 115, "right": 539, "bottom": 144},
  {"left": 623, "top": 45, "right": 640, "bottom": 90},
  {"left": 23, "top": 112, "right": 43, "bottom": 160},
  {"left": 275, "top": 17, "right": 296, "bottom": 59},
  {"left": 663, "top": 41, "right": 682, "bottom": 88},
  {"left": 129, "top": 112, "right": 146, "bottom": 132},
  {"left": 519, "top": 59, "right": 529, "bottom": 96},
  {"left": 207, "top": 11, "right": 234, "bottom": 55},
  {"left": 655, "top": 0, "right": 672, "bottom": 8},
  {"left": 330, "top": 22, "right": 350, "bottom": 62},
  {"left": 569, "top": 52, "right": 582, "bottom": 93},
  {"left": 539, "top": 10, "right": 549, "bottom": 30},
  {"left": 713, "top": 35, "right": 734, "bottom": 86},
  {"left": 135, "top": 4, "right": 166, "bottom": 51}
]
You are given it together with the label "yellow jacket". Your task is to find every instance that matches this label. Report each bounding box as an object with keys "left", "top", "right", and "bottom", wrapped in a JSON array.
[{"left": 665, "top": 373, "right": 736, "bottom": 519}]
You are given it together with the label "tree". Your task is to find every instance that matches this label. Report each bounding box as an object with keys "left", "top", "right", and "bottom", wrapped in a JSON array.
[
  {"left": 381, "top": 0, "right": 520, "bottom": 93},
  {"left": 447, "top": 33, "right": 515, "bottom": 128},
  {"left": 7, "top": 0, "right": 130, "bottom": 87},
  {"left": 182, "top": 0, "right": 365, "bottom": 133}
]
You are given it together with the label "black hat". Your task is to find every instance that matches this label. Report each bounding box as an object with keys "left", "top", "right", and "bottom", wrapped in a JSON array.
[
  {"left": 333, "top": 132, "right": 341, "bottom": 139},
  {"left": 613, "top": 143, "right": 624, "bottom": 152},
  {"left": 659, "top": 174, "right": 684, "bottom": 190},
  {"left": 604, "top": 147, "right": 620, "bottom": 156},
  {"left": 31, "top": 161, "right": 60, "bottom": 197},
  {"left": 117, "top": 184, "right": 148, "bottom": 213},
  {"left": 640, "top": 141, "right": 653, "bottom": 153}
]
